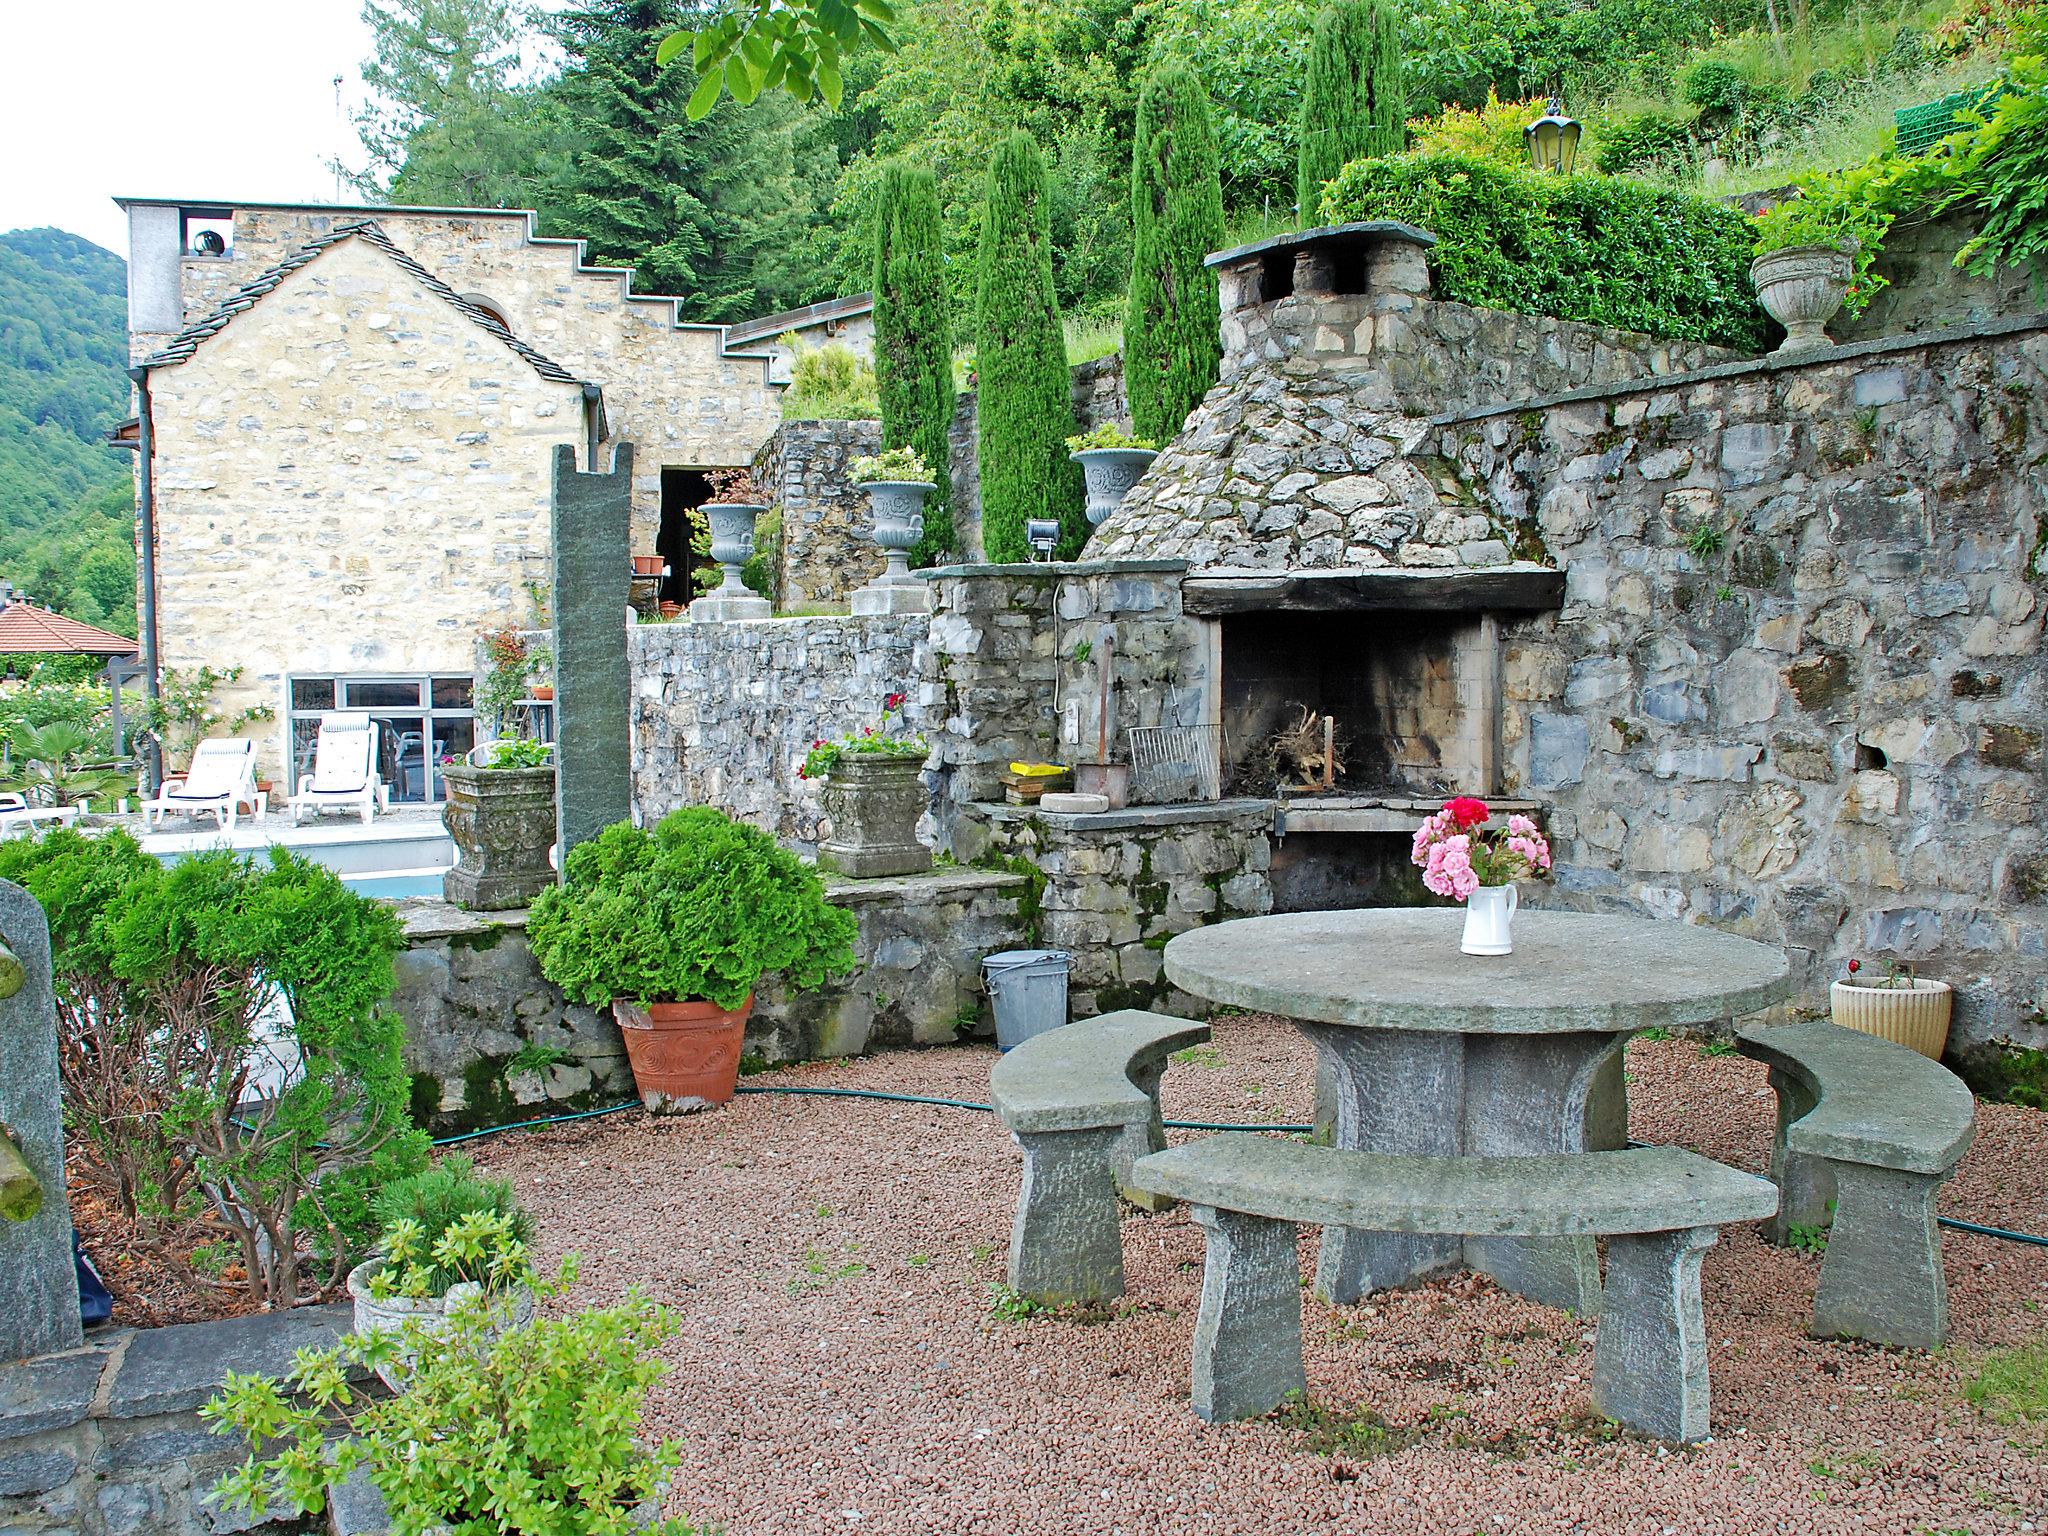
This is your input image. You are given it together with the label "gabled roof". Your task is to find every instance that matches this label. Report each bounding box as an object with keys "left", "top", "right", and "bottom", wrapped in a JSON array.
[
  {"left": 136, "top": 219, "right": 588, "bottom": 387},
  {"left": 0, "top": 600, "right": 139, "bottom": 656}
]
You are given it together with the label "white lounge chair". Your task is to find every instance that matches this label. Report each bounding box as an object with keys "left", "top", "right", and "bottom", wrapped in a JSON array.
[
  {"left": 0, "top": 793, "right": 82, "bottom": 839},
  {"left": 143, "top": 739, "right": 259, "bottom": 833},
  {"left": 289, "top": 713, "right": 390, "bottom": 825}
]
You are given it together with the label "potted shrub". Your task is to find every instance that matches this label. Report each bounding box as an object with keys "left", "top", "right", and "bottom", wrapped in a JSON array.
[
  {"left": 849, "top": 446, "right": 934, "bottom": 582},
  {"left": 691, "top": 468, "right": 771, "bottom": 618},
  {"left": 801, "top": 690, "right": 931, "bottom": 877},
  {"left": 528, "top": 643, "right": 555, "bottom": 703},
  {"left": 346, "top": 1155, "right": 536, "bottom": 1389},
  {"left": 206, "top": 1254, "right": 693, "bottom": 1535},
  {"left": 1067, "top": 424, "right": 1158, "bottom": 527},
  {"left": 1410, "top": 797, "right": 1553, "bottom": 957},
  {"left": 1831, "top": 957, "right": 1953, "bottom": 1059},
  {"left": 442, "top": 738, "right": 556, "bottom": 911},
  {"left": 1750, "top": 172, "right": 1895, "bottom": 354},
  {"left": 526, "top": 808, "right": 857, "bottom": 1111}
]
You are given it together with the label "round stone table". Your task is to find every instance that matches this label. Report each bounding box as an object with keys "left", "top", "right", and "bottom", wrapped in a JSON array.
[{"left": 1162, "top": 908, "right": 1793, "bottom": 1314}]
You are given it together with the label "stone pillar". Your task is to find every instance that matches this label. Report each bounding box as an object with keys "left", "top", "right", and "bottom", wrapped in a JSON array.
[
  {"left": 1592, "top": 1226, "right": 1718, "bottom": 1443},
  {"left": 551, "top": 443, "right": 634, "bottom": 860},
  {"left": 1007, "top": 1126, "right": 1127, "bottom": 1305},
  {"left": 1189, "top": 1205, "right": 1305, "bottom": 1423},
  {"left": 0, "top": 880, "right": 81, "bottom": 1362}
]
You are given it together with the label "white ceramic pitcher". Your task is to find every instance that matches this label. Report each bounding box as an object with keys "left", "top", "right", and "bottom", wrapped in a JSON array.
[{"left": 1461, "top": 883, "right": 1518, "bottom": 956}]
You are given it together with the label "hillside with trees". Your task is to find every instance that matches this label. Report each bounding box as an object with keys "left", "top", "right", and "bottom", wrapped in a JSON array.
[{"left": 0, "top": 228, "right": 136, "bottom": 636}]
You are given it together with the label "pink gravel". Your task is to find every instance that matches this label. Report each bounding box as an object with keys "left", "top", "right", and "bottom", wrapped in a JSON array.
[{"left": 472, "top": 1019, "right": 2048, "bottom": 1536}]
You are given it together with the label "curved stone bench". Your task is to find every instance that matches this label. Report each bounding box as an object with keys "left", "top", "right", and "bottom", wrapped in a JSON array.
[
  {"left": 1736, "top": 1020, "right": 1977, "bottom": 1350},
  {"left": 991, "top": 1010, "right": 1211, "bottom": 1305},
  {"left": 1131, "top": 1136, "right": 1777, "bottom": 1442}
]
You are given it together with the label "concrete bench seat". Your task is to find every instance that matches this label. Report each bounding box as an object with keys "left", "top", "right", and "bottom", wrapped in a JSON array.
[
  {"left": 991, "top": 1010, "right": 1211, "bottom": 1304},
  {"left": 1737, "top": 1020, "right": 1977, "bottom": 1349},
  {"left": 1131, "top": 1136, "right": 1778, "bottom": 1442}
]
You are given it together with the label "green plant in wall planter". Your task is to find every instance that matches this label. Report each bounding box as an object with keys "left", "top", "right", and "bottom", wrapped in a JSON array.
[
  {"left": 802, "top": 692, "right": 932, "bottom": 878},
  {"left": 441, "top": 736, "right": 557, "bottom": 912},
  {"left": 1066, "top": 424, "right": 1160, "bottom": 530},
  {"left": 527, "top": 808, "right": 858, "bottom": 1112},
  {"left": 207, "top": 1248, "right": 694, "bottom": 1535},
  {"left": 1749, "top": 162, "right": 1902, "bottom": 354}
]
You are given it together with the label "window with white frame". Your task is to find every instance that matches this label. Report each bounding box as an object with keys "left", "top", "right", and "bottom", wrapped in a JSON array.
[{"left": 286, "top": 676, "right": 475, "bottom": 804}]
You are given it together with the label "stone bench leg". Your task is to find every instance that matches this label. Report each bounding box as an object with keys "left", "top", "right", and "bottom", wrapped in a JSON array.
[
  {"left": 1116, "top": 1059, "right": 1173, "bottom": 1212},
  {"left": 1008, "top": 1127, "right": 1125, "bottom": 1305},
  {"left": 1762, "top": 1066, "right": 1834, "bottom": 1246},
  {"left": 1592, "top": 1225, "right": 1717, "bottom": 1443},
  {"left": 1811, "top": 1160, "right": 1948, "bottom": 1350},
  {"left": 1189, "top": 1204, "right": 1305, "bottom": 1423}
]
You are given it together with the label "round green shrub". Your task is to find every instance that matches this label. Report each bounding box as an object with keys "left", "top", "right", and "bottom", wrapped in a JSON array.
[
  {"left": 370, "top": 1153, "right": 534, "bottom": 1297},
  {"left": 1594, "top": 111, "right": 1694, "bottom": 176},
  {"left": 526, "top": 808, "right": 858, "bottom": 1012},
  {"left": 1680, "top": 59, "right": 1748, "bottom": 116}
]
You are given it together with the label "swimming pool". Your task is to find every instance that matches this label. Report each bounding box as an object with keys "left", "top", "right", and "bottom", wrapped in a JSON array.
[{"left": 340, "top": 868, "right": 451, "bottom": 900}]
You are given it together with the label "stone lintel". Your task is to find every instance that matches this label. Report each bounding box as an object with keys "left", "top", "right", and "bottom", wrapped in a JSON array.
[
  {"left": 105, "top": 1307, "right": 353, "bottom": 1420},
  {"left": 1205, "top": 220, "right": 1438, "bottom": 272},
  {"left": 818, "top": 867, "right": 1027, "bottom": 907},
  {"left": 922, "top": 558, "right": 1191, "bottom": 581},
  {"left": 966, "top": 799, "right": 1273, "bottom": 833},
  {"left": 1182, "top": 566, "right": 1566, "bottom": 617}
]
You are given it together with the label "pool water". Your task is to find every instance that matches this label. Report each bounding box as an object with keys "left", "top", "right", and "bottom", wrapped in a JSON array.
[{"left": 341, "top": 869, "right": 451, "bottom": 900}]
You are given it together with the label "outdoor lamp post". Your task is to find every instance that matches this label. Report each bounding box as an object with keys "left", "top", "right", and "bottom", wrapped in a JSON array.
[{"left": 1524, "top": 98, "right": 1582, "bottom": 174}]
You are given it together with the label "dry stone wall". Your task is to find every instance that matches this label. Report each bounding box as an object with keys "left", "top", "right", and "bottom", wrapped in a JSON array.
[
  {"left": 758, "top": 418, "right": 885, "bottom": 608},
  {"left": 1437, "top": 318, "right": 2048, "bottom": 1062}
]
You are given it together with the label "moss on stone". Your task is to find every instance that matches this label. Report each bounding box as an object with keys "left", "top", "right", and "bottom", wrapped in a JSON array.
[
  {"left": 974, "top": 851, "right": 1048, "bottom": 946},
  {"left": 1728, "top": 540, "right": 1782, "bottom": 588},
  {"left": 1785, "top": 651, "right": 1852, "bottom": 710},
  {"left": 1952, "top": 1039, "right": 2048, "bottom": 1110}
]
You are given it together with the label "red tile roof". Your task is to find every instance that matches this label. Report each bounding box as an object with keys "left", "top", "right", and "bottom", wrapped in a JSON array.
[{"left": 0, "top": 600, "right": 140, "bottom": 656}]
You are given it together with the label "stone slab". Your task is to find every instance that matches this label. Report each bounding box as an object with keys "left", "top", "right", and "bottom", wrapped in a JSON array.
[
  {"left": 687, "top": 592, "right": 772, "bottom": 622},
  {"left": 0, "top": 1348, "right": 108, "bottom": 1438},
  {"left": 849, "top": 582, "right": 933, "bottom": 616},
  {"left": 105, "top": 1307, "right": 351, "bottom": 1420},
  {"left": 817, "top": 868, "right": 1026, "bottom": 908},
  {"left": 991, "top": 1010, "right": 1211, "bottom": 1135},
  {"left": 1181, "top": 565, "right": 1564, "bottom": 616},
  {"left": 552, "top": 442, "right": 634, "bottom": 862},
  {"left": 920, "top": 558, "right": 1189, "bottom": 580},
  {"left": 1039, "top": 793, "right": 1111, "bottom": 815},
  {"left": 969, "top": 799, "right": 1272, "bottom": 834},
  {"left": 1164, "top": 910, "right": 1793, "bottom": 1035},
  {"left": 0, "top": 879, "right": 80, "bottom": 1362},
  {"left": 1131, "top": 1136, "right": 1778, "bottom": 1235},
  {"left": 1736, "top": 1020, "right": 1976, "bottom": 1174}
]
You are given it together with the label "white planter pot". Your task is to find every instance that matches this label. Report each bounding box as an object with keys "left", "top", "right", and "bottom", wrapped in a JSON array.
[
  {"left": 346, "top": 1257, "right": 535, "bottom": 1390},
  {"left": 1750, "top": 245, "right": 1854, "bottom": 356},
  {"left": 1829, "top": 977, "right": 1953, "bottom": 1059},
  {"left": 1461, "top": 883, "right": 1519, "bottom": 956}
]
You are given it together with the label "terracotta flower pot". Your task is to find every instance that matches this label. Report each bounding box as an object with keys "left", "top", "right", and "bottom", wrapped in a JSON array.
[
  {"left": 612, "top": 995, "right": 754, "bottom": 1112},
  {"left": 1829, "top": 978, "right": 1952, "bottom": 1059},
  {"left": 529, "top": 684, "right": 554, "bottom": 702},
  {"left": 631, "top": 554, "right": 665, "bottom": 577}
]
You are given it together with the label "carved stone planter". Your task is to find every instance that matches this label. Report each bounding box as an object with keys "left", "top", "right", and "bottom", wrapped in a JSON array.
[
  {"left": 440, "top": 762, "right": 556, "bottom": 910},
  {"left": 689, "top": 503, "right": 770, "bottom": 621},
  {"left": 817, "top": 753, "right": 931, "bottom": 878},
  {"left": 1751, "top": 245, "right": 1854, "bottom": 355},
  {"left": 1072, "top": 448, "right": 1158, "bottom": 527},
  {"left": 851, "top": 481, "right": 934, "bottom": 617}
]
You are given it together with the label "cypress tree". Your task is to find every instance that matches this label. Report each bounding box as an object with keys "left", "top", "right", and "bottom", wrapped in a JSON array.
[
  {"left": 975, "top": 132, "right": 1085, "bottom": 562},
  {"left": 1125, "top": 63, "right": 1225, "bottom": 446},
  {"left": 1296, "top": 2, "right": 1405, "bottom": 220},
  {"left": 872, "top": 163, "right": 958, "bottom": 566}
]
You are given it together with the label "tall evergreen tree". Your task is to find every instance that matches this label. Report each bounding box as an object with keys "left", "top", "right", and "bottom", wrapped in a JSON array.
[
  {"left": 1125, "top": 63, "right": 1224, "bottom": 447},
  {"left": 872, "top": 163, "right": 957, "bottom": 565},
  {"left": 974, "top": 133, "right": 1084, "bottom": 562},
  {"left": 1296, "top": 2, "right": 1404, "bottom": 219}
]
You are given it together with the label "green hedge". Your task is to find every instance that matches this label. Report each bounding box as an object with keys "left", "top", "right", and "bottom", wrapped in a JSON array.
[{"left": 1320, "top": 154, "right": 1767, "bottom": 352}]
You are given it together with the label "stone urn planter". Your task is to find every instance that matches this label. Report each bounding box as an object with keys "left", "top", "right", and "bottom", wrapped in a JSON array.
[
  {"left": 689, "top": 503, "right": 771, "bottom": 621},
  {"left": 1072, "top": 447, "right": 1158, "bottom": 526},
  {"left": 1830, "top": 976, "right": 1953, "bottom": 1059},
  {"left": 817, "top": 753, "right": 932, "bottom": 877},
  {"left": 1751, "top": 244, "right": 1854, "bottom": 355},
  {"left": 612, "top": 996, "right": 754, "bottom": 1111},
  {"left": 440, "top": 761, "right": 556, "bottom": 910},
  {"left": 346, "top": 1259, "right": 535, "bottom": 1391},
  {"left": 852, "top": 481, "right": 934, "bottom": 617}
]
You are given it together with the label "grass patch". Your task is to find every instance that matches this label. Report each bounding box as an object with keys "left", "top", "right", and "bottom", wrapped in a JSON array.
[
  {"left": 988, "top": 1283, "right": 1051, "bottom": 1322},
  {"left": 1171, "top": 1044, "right": 1225, "bottom": 1069},
  {"left": 1063, "top": 313, "right": 1123, "bottom": 367},
  {"left": 1964, "top": 1332, "right": 2048, "bottom": 1425},
  {"left": 787, "top": 1245, "right": 866, "bottom": 1293},
  {"left": 1275, "top": 1394, "right": 1423, "bottom": 1459}
]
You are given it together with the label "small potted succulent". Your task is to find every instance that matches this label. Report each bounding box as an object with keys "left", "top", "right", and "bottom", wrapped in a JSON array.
[
  {"left": 1830, "top": 957, "right": 1953, "bottom": 1060},
  {"left": 801, "top": 690, "right": 931, "bottom": 877},
  {"left": 1749, "top": 176, "right": 1892, "bottom": 354},
  {"left": 691, "top": 468, "right": 772, "bottom": 617},
  {"left": 1410, "top": 797, "right": 1553, "bottom": 957},
  {"left": 441, "top": 737, "right": 557, "bottom": 911},
  {"left": 206, "top": 1250, "right": 693, "bottom": 1535},
  {"left": 345, "top": 1155, "right": 536, "bottom": 1389},
  {"left": 1067, "top": 424, "right": 1159, "bottom": 526},
  {"left": 526, "top": 808, "right": 858, "bottom": 1111},
  {"left": 849, "top": 446, "right": 934, "bottom": 590}
]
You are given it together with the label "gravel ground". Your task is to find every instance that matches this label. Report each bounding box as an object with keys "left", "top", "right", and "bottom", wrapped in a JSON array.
[{"left": 473, "top": 1017, "right": 2048, "bottom": 1536}]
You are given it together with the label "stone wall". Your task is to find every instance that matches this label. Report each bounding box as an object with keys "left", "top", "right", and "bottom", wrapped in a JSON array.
[
  {"left": 0, "top": 1308, "right": 350, "bottom": 1535},
  {"left": 757, "top": 418, "right": 884, "bottom": 609},
  {"left": 145, "top": 233, "right": 587, "bottom": 780},
  {"left": 629, "top": 615, "right": 929, "bottom": 848},
  {"left": 1435, "top": 317, "right": 2048, "bottom": 1062},
  {"left": 955, "top": 801, "right": 1273, "bottom": 1019},
  {"left": 948, "top": 353, "right": 1130, "bottom": 564}
]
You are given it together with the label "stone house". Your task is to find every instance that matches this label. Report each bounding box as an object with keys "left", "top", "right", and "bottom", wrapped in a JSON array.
[{"left": 119, "top": 197, "right": 786, "bottom": 795}]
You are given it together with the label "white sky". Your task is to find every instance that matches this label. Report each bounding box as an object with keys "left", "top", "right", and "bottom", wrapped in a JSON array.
[{"left": 0, "top": 1, "right": 384, "bottom": 255}]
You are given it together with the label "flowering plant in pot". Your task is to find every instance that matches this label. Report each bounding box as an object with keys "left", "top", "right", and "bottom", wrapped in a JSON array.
[
  {"left": 206, "top": 1250, "right": 693, "bottom": 1535},
  {"left": 693, "top": 469, "right": 771, "bottom": 615},
  {"left": 1066, "top": 423, "right": 1158, "bottom": 527},
  {"left": 526, "top": 808, "right": 857, "bottom": 1110},
  {"left": 1830, "top": 957, "right": 1953, "bottom": 1060},
  {"left": 801, "top": 691, "right": 931, "bottom": 877},
  {"left": 1750, "top": 169, "right": 1897, "bottom": 353},
  {"left": 1411, "top": 797, "right": 1552, "bottom": 957}
]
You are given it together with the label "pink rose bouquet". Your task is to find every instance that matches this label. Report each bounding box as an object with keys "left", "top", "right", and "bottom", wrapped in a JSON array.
[{"left": 1411, "top": 797, "right": 1552, "bottom": 900}]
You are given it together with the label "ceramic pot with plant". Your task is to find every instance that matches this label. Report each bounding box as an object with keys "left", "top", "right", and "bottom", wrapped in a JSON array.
[
  {"left": 1067, "top": 424, "right": 1158, "bottom": 527},
  {"left": 207, "top": 1251, "right": 693, "bottom": 1536},
  {"left": 1411, "top": 797, "right": 1553, "bottom": 957},
  {"left": 441, "top": 738, "right": 556, "bottom": 911},
  {"left": 527, "top": 807, "right": 857, "bottom": 1111},
  {"left": 849, "top": 446, "right": 935, "bottom": 585},
  {"left": 346, "top": 1155, "right": 536, "bottom": 1388},
  {"left": 803, "top": 689, "right": 931, "bottom": 877},
  {"left": 1830, "top": 957, "right": 1952, "bottom": 1059},
  {"left": 691, "top": 468, "right": 772, "bottom": 618},
  {"left": 1750, "top": 176, "right": 1893, "bottom": 354}
]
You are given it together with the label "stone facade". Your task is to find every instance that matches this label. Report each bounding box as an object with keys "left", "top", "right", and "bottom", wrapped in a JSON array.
[
  {"left": 955, "top": 801, "right": 1273, "bottom": 1019},
  {"left": 1433, "top": 319, "right": 2048, "bottom": 1062},
  {"left": 629, "top": 615, "right": 929, "bottom": 849},
  {"left": 757, "top": 418, "right": 885, "bottom": 609}
]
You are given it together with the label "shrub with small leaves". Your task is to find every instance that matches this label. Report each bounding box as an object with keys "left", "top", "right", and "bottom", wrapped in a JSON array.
[
  {"left": 849, "top": 446, "right": 932, "bottom": 483},
  {"left": 369, "top": 1156, "right": 534, "bottom": 1298},
  {"left": 1065, "top": 424, "right": 1157, "bottom": 453}
]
